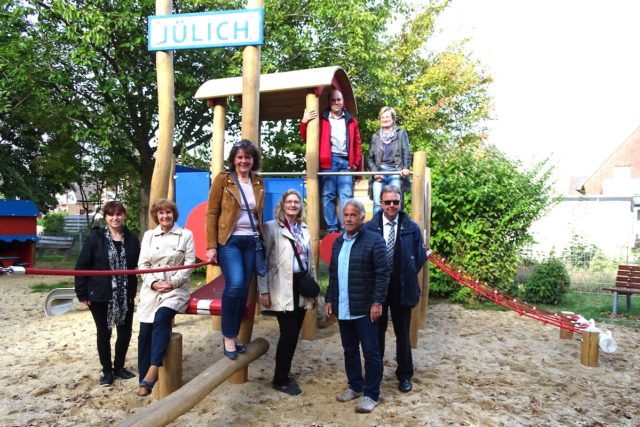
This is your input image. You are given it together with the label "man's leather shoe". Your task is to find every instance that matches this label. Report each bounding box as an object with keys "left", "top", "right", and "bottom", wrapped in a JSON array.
[
  {"left": 398, "top": 378, "right": 412, "bottom": 393},
  {"left": 114, "top": 367, "right": 136, "bottom": 379}
]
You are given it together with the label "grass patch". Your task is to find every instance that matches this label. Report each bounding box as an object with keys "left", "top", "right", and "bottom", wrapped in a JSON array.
[{"left": 30, "top": 281, "right": 73, "bottom": 293}]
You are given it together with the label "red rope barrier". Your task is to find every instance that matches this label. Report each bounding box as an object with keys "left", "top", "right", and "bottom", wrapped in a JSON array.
[{"left": 20, "top": 261, "right": 212, "bottom": 277}]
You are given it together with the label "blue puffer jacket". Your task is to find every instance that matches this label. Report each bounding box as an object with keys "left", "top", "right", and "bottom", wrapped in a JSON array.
[
  {"left": 363, "top": 212, "right": 427, "bottom": 307},
  {"left": 326, "top": 227, "right": 390, "bottom": 317}
]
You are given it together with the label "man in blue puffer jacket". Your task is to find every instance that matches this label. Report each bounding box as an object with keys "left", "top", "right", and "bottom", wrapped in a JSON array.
[
  {"left": 363, "top": 185, "right": 427, "bottom": 394},
  {"left": 325, "top": 199, "right": 389, "bottom": 414}
]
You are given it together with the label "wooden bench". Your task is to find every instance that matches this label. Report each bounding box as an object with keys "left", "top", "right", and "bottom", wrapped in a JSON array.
[
  {"left": 36, "top": 235, "right": 75, "bottom": 260},
  {"left": 602, "top": 264, "right": 640, "bottom": 315}
]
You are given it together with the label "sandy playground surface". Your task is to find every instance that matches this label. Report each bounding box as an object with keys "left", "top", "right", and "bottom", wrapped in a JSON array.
[{"left": 1, "top": 273, "right": 640, "bottom": 426}]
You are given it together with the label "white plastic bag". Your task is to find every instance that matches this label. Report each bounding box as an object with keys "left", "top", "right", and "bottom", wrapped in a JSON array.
[{"left": 599, "top": 330, "right": 617, "bottom": 353}]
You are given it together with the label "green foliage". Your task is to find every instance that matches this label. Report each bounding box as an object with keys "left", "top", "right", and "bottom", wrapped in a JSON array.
[
  {"left": 41, "top": 212, "right": 66, "bottom": 233},
  {"left": 562, "top": 234, "right": 599, "bottom": 268},
  {"left": 429, "top": 144, "right": 557, "bottom": 301},
  {"left": 523, "top": 258, "right": 570, "bottom": 304}
]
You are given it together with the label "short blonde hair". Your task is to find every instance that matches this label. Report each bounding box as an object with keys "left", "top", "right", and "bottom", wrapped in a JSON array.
[
  {"left": 149, "top": 199, "right": 179, "bottom": 225},
  {"left": 274, "top": 189, "right": 305, "bottom": 224},
  {"left": 378, "top": 106, "right": 397, "bottom": 122}
]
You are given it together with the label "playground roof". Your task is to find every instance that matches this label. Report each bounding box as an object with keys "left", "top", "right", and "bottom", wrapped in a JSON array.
[
  {"left": 0, "top": 200, "right": 39, "bottom": 217},
  {"left": 194, "top": 66, "right": 357, "bottom": 121}
]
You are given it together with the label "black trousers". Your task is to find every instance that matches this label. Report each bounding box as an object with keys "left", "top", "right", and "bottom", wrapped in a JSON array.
[
  {"left": 273, "top": 273, "right": 307, "bottom": 386},
  {"left": 89, "top": 300, "right": 134, "bottom": 374},
  {"left": 378, "top": 303, "right": 413, "bottom": 381}
]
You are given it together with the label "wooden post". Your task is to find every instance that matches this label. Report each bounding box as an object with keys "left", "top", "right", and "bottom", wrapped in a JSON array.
[
  {"left": 230, "top": 0, "right": 263, "bottom": 385},
  {"left": 118, "top": 339, "right": 269, "bottom": 427},
  {"left": 207, "top": 98, "right": 226, "bottom": 332},
  {"left": 148, "top": 0, "right": 175, "bottom": 227},
  {"left": 559, "top": 312, "right": 574, "bottom": 340},
  {"left": 301, "top": 90, "right": 320, "bottom": 341},
  {"left": 409, "top": 152, "right": 427, "bottom": 348},
  {"left": 580, "top": 331, "right": 599, "bottom": 367},
  {"left": 420, "top": 167, "right": 431, "bottom": 330},
  {"left": 153, "top": 332, "right": 182, "bottom": 399}
]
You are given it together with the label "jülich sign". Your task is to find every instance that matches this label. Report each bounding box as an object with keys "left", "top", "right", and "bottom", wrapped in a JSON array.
[{"left": 148, "top": 8, "right": 264, "bottom": 51}]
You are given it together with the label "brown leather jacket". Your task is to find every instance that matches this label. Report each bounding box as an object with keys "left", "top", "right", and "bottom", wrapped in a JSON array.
[{"left": 206, "top": 171, "right": 264, "bottom": 249}]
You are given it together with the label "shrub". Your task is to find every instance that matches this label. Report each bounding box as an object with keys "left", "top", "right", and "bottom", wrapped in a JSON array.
[
  {"left": 523, "top": 258, "right": 570, "bottom": 304},
  {"left": 41, "top": 212, "right": 66, "bottom": 234}
]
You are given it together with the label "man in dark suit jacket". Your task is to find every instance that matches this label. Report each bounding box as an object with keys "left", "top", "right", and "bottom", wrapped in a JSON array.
[
  {"left": 363, "top": 185, "right": 427, "bottom": 393},
  {"left": 325, "top": 198, "right": 389, "bottom": 414}
]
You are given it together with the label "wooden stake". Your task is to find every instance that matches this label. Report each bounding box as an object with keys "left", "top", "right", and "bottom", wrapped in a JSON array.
[
  {"left": 580, "top": 331, "right": 599, "bottom": 367},
  {"left": 153, "top": 332, "right": 183, "bottom": 400}
]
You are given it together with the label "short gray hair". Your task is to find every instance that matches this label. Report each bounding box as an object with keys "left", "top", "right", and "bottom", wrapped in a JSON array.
[
  {"left": 378, "top": 106, "right": 397, "bottom": 122},
  {"left": 381, "top": 185, "right": 402, "bottom": 198},
  {"left": 343, "top": 198, "right": 366, "bottom": 219}
]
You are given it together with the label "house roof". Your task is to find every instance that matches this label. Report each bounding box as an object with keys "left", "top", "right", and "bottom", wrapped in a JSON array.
[
  {"left": 194, "top": 66, "right": 357, "bottom": 121},
  {"left": 0, "top": 200, "right": 39, "bottom": 217}
]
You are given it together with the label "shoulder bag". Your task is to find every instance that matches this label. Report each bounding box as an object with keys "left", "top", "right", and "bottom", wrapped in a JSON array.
[
  {"left": 288, "top": 238, "right": 320, "bottom": 298},
  {"left": 230, "top": 172, "right": 267, "bottom": 278}
]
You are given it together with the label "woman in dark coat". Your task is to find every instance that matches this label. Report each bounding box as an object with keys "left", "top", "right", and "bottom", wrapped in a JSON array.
[{"left": 75, "top": 201, "right": 140, "bottom": 386}]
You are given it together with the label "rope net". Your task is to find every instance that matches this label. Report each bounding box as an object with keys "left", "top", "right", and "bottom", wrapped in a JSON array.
[{"left": 428, "top": 251, "right": 584, "bottom": 334}]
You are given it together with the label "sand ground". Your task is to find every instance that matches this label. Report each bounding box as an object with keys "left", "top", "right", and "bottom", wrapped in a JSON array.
[{"left": 1, "top": 273, "right": 639, "bottom": 426}]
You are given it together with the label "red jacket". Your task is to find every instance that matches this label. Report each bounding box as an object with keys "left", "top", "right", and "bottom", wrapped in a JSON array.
[{"left": 300, "top": 108, "right": 362, "bottom": 171}]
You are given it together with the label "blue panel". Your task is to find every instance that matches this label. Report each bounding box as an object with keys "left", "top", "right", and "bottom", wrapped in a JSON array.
[
  {"left": 0, "top": 234, "right": 38, "bottom": 243},
  {"left": 175, "top": 171, "right": 210, "bottom": 227},
  {"left": 0, "top": 200, "right": 40, "bottom": 217},
  {"left": 263, "top": 178, "right": 306, "bottom": 222}
]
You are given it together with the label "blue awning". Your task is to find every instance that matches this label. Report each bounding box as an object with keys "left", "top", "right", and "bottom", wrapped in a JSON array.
[{"left": 0, "top": 234, "right": 38, "bottom": 243}]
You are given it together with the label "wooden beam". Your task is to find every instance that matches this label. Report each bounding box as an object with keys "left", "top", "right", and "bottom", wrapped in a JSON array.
[
  {"left": 410, "top": 151, "right": 427, "bottom": 348},
  {"left": 148, "top": 0, "right": 175, "bottom": 228},
  {"left": 117, "top": 338, "right": 269, "bottom": 427},
  {"left": 301, "top": 90, "right": 320, "bottom": 341}
]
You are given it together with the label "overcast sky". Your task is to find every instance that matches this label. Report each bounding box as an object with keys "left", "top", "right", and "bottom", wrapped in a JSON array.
[{"left": 427, "top": 0, "right": 640, "bottom": 191}]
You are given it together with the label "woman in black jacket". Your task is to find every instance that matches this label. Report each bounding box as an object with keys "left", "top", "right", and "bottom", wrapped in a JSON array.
[{"left": 75, "top": 201, "right": 140, "bottom": 386}]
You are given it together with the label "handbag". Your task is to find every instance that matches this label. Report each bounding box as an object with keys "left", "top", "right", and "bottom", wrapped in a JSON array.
[
  {"left": 230, "top": 172, "right": 267, "bottom": 278},
  {"left": 289, "top": 238, "right": 320, "bottom": 298}
]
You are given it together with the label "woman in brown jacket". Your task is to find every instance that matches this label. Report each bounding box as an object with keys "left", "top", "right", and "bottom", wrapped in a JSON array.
[{"left": 206, "top": 139, "right": 264, "bottom": 359}]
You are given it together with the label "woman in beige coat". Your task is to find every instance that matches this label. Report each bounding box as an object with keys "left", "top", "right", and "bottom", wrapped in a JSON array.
[
  {"left": 259, "top": 189, "right": 316, "bottom": 396},
  {"left": 136, "top": 199, "right": 195, "bottom": 396}
]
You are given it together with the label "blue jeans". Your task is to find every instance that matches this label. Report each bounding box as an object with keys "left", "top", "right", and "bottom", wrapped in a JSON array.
[
  {"left": 322, "top": 156, "right": 353, "bottom": 231},
  {"left": 218, "top": 235, "right": 256, "bottom": 338},
  {"left": 338, "top": 316, "right": 382, "bottom": 401},
  {"left": 138, "top": 307, "right": 177, "bottom": 381},
  {"left": 372, "top": 168, "right": 402, "bottom": 216}
]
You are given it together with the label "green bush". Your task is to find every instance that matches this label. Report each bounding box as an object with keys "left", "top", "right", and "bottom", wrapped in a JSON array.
[
  {"left": 523, "top": 258, "right": 570, "bottom": 304},
  {"left": 41, "top": 212, "right": 66, "bottom": 233}
]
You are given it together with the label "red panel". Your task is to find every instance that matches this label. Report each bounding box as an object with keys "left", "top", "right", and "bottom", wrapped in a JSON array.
[
  {"left": 319, "top": 232, "right": 340, "bottom": 266},
  {"left": 0, "top": 218, "right": 36, "bottom": 235},
  {"left": 184, "top": 202, "right": 208, "bottom": 262}
]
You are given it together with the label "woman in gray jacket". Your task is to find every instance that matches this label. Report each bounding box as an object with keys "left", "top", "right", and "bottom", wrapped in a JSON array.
[
  {"left": 259, "top": 189, "right": 317, "bottom": 396},
  {"left": 367, "top": 106, "right": 411, "bottom": 215}
]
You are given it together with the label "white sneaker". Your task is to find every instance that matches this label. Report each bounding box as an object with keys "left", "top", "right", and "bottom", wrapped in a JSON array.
[
  {"left": 355, "top": 396, "right": 378, "bottom": 413},
  {"left": 336, "top": 388, "right": 363, "bottom": 402}
]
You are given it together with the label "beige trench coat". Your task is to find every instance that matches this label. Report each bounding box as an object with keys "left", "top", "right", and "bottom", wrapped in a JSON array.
[
  {"left": 258, "top": 219, "right": 316, "bottom": 312},
  {"left": 137, "top": 224, "right": 195, "bottom": 323}
]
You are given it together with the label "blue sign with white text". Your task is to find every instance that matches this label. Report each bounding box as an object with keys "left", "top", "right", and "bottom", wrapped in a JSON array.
[{"left": 148, "top": 9, "right": 264, "bottom": 51}]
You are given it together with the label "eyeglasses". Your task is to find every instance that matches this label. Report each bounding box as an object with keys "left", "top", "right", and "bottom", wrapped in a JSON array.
[
  {"left": 234, "top": 140, "right": 252, "bottom": 148},
  {"left": 382, "top": 200, "right": 400, "bottom": 206},
  {"left": 284, "top": 200, "right": 301, "bottom": 204}
]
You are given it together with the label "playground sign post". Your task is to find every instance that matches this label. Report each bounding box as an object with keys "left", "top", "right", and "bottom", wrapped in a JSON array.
[{"left": 148, "top": 9, "right": 264, "bottom": 51}]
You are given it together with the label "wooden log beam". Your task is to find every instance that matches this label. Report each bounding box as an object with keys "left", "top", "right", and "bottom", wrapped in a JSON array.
[
  {"left": 117, "top": 338, "right": 269, "bottom": 427},
  {"left": 410, "top": 151, "right": 427, "bottom": 348},
  {"left": 301, "top": 90, "right": 320, "bottom": 341}
]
